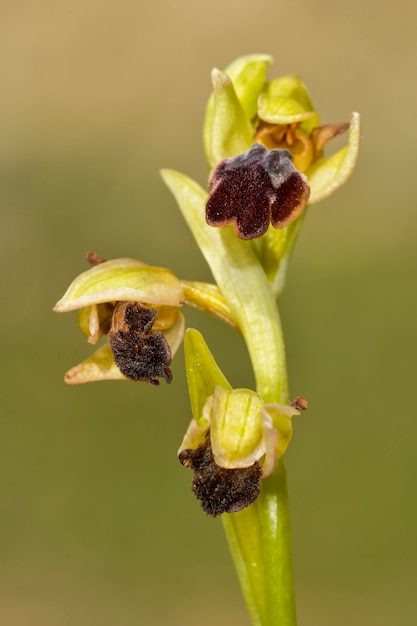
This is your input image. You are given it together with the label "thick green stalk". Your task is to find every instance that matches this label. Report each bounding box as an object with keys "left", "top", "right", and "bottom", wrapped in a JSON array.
[
  {"left": 161, "top": 170, "right": 288, "bottom": 404},
  {"left": 218, "top": 253, "right": 296, "bottom": 626},
  {"left": 223, "top": 460, "right": 296, "bottom": 626},
  {"left": 162, "top": 170, "right": 297, "bottom": 626}
]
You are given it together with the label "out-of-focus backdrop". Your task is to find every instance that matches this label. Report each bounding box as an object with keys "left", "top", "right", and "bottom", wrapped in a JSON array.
[{"left": 1, "top": 1, "right": 416, "bottom": 624}]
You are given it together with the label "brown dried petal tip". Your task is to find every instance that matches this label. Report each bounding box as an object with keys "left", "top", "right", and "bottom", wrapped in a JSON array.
[
  {"left": 206, "top": 143, "right": 310, "bottom": 240},
  {"left": 289, "top": 396, "right": 309, "bottom": 411},
  {"left": 108, "top": 302, "right": 172, "bottom": 385},
  {"left": 86, "top": 251, "right": 106, "bottom": 266},
  {"left": 179, "top": 435, "right": 261, "bottom": 516}
]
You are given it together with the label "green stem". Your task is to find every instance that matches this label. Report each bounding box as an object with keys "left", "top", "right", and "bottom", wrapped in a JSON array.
[
  {"left": 204, "top": 233, "right": 296, "bottom": 625},
  {"left": 261, "top": 462, "right": 296, "bottom": 626},
  {"left": 217, "top": 253, "right": 296, "bottom": 626},
  {"left": 223, "top": 459, "right": 296, "bottom": 626},
  {"left": 161, "top": 170, "right": 296, "bottom": 626},
  {"left": 210, "top": 229, "right": 289, "bottom": 404},
  {"left": 161, "top": 170, "right": 288, "bottom": 404}
]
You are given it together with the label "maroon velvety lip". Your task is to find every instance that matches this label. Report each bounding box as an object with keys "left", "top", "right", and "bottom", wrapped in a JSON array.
[
  {"left": 206, "top": 143, "right": 310, "bottom": 240},
  {"left": 108, "top": 302, "right": 173, "bottom": 385},
  {"left": 179, "top": 434, "right": 261, "bottom": 516}
]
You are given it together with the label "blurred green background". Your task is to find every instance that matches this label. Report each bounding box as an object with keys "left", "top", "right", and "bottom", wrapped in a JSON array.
[{"left": 1, "top": 0, "right": 416, "bottom": 624}]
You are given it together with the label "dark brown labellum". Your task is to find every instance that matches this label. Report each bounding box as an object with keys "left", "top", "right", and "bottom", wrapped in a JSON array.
[
  {"left": 108, "top": 302, "right": 172, "bottom": 385},
  {"left": 179, "top": 434, "right": 261, "bottom": 516},
  {"left": 206, "top": 143, "right": 310, "bottom": 240}
]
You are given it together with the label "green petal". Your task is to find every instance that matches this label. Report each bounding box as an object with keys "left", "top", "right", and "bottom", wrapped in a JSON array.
[
  {"left": 210, "top": 387, "right": 265, "bottom": 469},
  {"left": 177, "top": 415, "right": 210, "bottom": 455},
  {"left": 265, "top": 403, "right": 300, "bottom": 459},
  {"left": 78, "top": 302, "right": 114, "bottom": 344},
  {"left": 258, "top": 75, "right": 319, "bottom": 133},
  {"left": 78, "top": 304, "right": 98, "bottom": 339},
  {"left": 307, "top": 112, "right": 361, "bottom": 204},
  {"left": 53, "top": 258, "right": 183, "bottom": 312}
]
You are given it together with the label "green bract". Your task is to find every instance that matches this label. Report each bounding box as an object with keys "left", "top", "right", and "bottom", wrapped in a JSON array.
[
  {"left": 203, "top": 54, "right": 272, "bottom": 168},
  {"left": 205, "top": 69, "right": 254, "bottom": 168}
]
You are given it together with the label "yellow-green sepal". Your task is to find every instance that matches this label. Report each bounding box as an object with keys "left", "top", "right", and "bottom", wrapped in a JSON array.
[
  {"left": 53, "top": 258, "right": 183, "bottom": 312},
  {"left": 64, "top": 343, "right": 125, "bottom": 385},
  {"left": 221, "top": 54, "right": 272, "bottom": 120},
  {"left": 307, "top": 111, "right": 361, "bottom": 204},
  {"left": 181, "top": 280, "right": 238, "bottom": 329}
]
